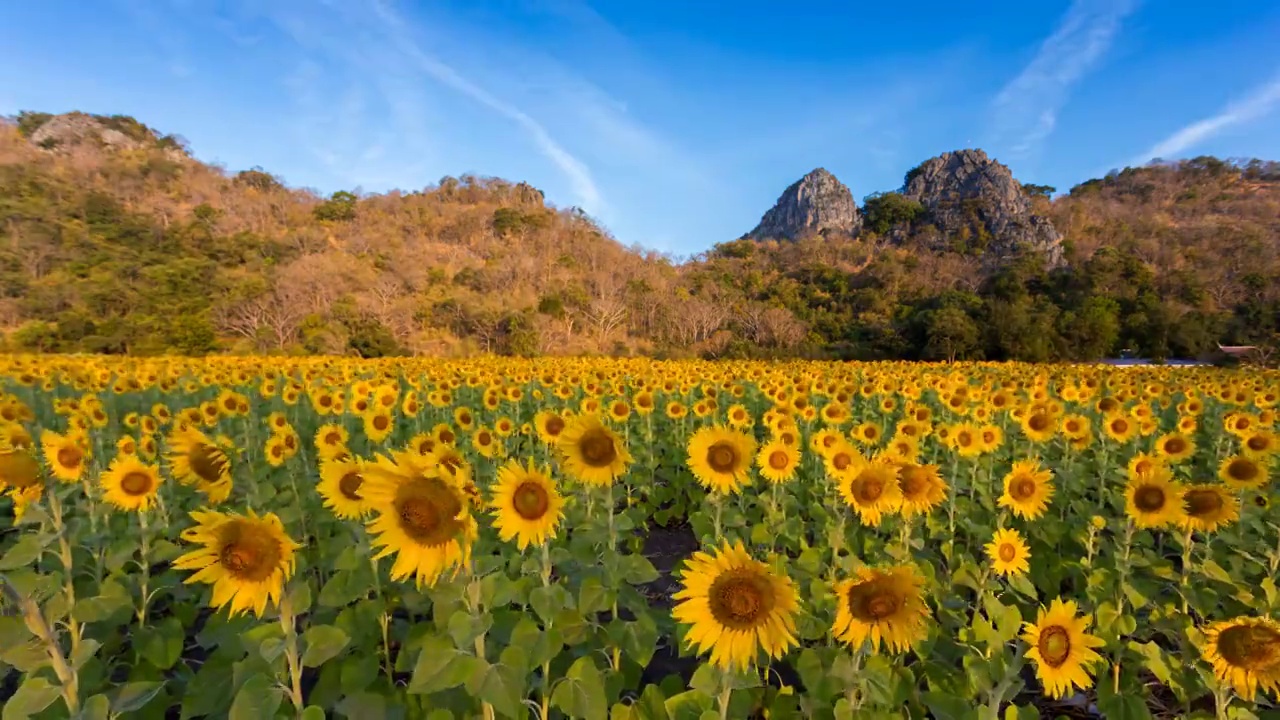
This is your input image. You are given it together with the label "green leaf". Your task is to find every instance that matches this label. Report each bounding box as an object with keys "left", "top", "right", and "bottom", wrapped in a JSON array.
[
  {"left": 71, "top": 587, "right": 131, "bottom": 624},
  {"left": 0, "top": 534, "right": 46, "bottom": 571},
  {"left": 551, "top": 656, "right": 609, "bottom": 720},
  {"left": 111, "top": 681, "right": 165, "bottom": 714},
  {"left": 70, "top": 638, "right": 101, "bottom": 671},
  {"left": 921, "top": 691, "right": 976, "bottom": 720},
  {"left": 229, "top": 673, "right": 284, "bottom": 720},
  {"left": 301, "top": 707, "right": 327, "bottom": 720},
  {"left": 621, "top": 555, "right": 659, "bottom": 584},
  {"left": 663, "top": 691, "right": 713, "bottom": 720},
  {"left": 302, "top": 624, "right": 351, "bottom": 668},
  {"left": 1200, "top": 559, "right": 1235, "bottom": 585},
  {"left": 73, "top": 694, "right": 110, "bottom": 720},
  {"left": 2, "top": 676, "right": 63, "bottom": 720},
  {"left": 408, "top": 634, "right": 484, "bottom": 694},
  {"left": 136, "top": 616, "right": 185, "bottom": 670},
  {"left": 579, "top": 577, "right": 613, "bottom": 615},
  {"left": 1096, "top": 679, "right": 1154, "bottom": 720},
  {"left": 447, "top": 609, "right": 492, "bottom": 648},
  {"left": 529, "top": 584, "right": 568, "bottom": 624},
  {"left": 336, "top": 692, "right": 386, "bottom": 719},
  {"left": 466, "top": 657, "right": 526, "bottom": 719}
]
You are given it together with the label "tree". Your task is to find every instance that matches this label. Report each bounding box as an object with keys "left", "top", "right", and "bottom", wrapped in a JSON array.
[{"left": 922, "top": 306, "right": 980, "bottom": 362}]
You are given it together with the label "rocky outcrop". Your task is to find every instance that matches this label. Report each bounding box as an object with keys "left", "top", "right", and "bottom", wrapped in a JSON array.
[
  {"left": 747, "top": 168, "right": 861, "bottom": 240},
  {"left": 902, "top": 149, "right": 1063, "bottom": 266},
  {"left": 22, "top": 112, "right": 188, "bottom": 158}
]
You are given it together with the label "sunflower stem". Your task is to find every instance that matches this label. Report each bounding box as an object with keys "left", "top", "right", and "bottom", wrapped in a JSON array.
[
  {"left": 279, "top": 593, "right": 306, "bottom": 715},
  {"left": 1179, "top": 529, "right": 1194, "bottom": 614},
  {"left": 47, "top": 490, "right": 82, "bottom": 657},
  {"left": 716, "top": 684, "right": 733, "bottom": 720},
  {"left": 467, "top": 576, "right": 496, "bottom": 720},
  {"left": 136, "top": 509, "right": 151, "bottom": 627},
  {"left": 1, "top": 573, "right": 79, "bottom": 715}
]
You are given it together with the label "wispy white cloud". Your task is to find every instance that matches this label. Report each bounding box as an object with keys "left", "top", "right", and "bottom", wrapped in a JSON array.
[
  {"left": 989, "top": 0, "right": 1138, "bottom": 157},
  {"left": 1130, "top": 70, "right": 1280, "bottom": 165},
  {"left": 363, "top": 0, "right": 604, "bottom": 213}
]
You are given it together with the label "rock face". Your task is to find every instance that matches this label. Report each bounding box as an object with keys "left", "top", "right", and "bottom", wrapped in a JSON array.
[
  {"left": 747, "top": 168, "right": 861, "bottom": 240},
  {"left": 902, "top": 149, "right": 1063, "bottom": 266},
  {"left": 23, "top": 112, "right": 187, "bottom": 159}
]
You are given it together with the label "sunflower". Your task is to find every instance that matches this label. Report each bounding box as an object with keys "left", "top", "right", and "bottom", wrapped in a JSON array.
[
  {"left": 839, "top": 461, "right": 903, "bottom": 527},
  {"left": 263, "top": 435, "right": 288, "bottom": 468},
  {"left": 40, "top": 430, "right": 89, "bottom": 483},
  {"left": 1241, "top": 430, "right": 1277, "bottom": 459},
  {"left": 1154, "top": 432, "right": 1195, "bottom": 463},
  {"left": 531, "top": 411, "right": 566, "bottom": 446},
  {"left": 832, "top": 564, "right": 929, "bottom": 654},
  {"left": 687, "top": 425, "right": 757, "bottom": 495},
  {"left": 896, "top": 463, "right": 947, "bottom": 518},
  {"left": 1124, "top": 467, "right": 1184, "bottom": 529},
  {"left": 1201, "top": 617, "right": 1280, "bottom": 701},
  {"left": 557, "top": 414, "right": 632, "bottom": 487},
  {"left": 1103, "top": 414, "right": 1137, "bottom": 444},
  {"left": 1219, "top": 455, "right": 1268, "bottom": 490},
  {"left": 317, "top": 456, "right": 369, "bottom": 520},
  {"left": 999, "top": 459, "right": 1055, "bottom": 521},
  {"left": 672, "top": 541, "right": 799, "bottom": 671},
  {"left": 489, "top": 460, "right": 564, "bottom": 551},
  {"left": 1022, "top": 598, "right": 1106, "bottom": 699},
  {"left": 1180, "top": 484, "right": 1240, "bottom": 533},
  {"left": 823, "top": 440, "right": 865, "bottom": 482},
  {"left": 0, "top": 441, "right": 43, "bottom": 492},
  {"left": 985, "top": 528, "right": 1031, "bottom": 577},
  {"left": 100, "top": 455, "right": 162, "bottom": 512},
  {"left": 1126, "top": 452, "right": 1164, "bottom": 480},
  {"left": 362, "top": 452, "right": 477, "bottom": 587},
  {"left": 168, "top": 426, "right": 232, "bottom": 488},
  {"left": 363, "top": 411, "right": 395, "bottom": 444},
  {"left": 950, "top": 423, "right": 984, "bottom": 458},
  {"left": 173, "top": 509, "right": 299, "bottom": 617},
  {"left": 1020, "top": 409, "right": 1057, "bottom": 443},
  {"left": 756, "top": 439, "right": 799, "bottom": 484},
  {"left": 314, "top": 424, "right": 350, "bottom": 460}
]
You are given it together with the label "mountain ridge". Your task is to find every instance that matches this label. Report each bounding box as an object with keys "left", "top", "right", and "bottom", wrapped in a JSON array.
[{"left": 2, "top": 110, "right": 1278, "bottom": 362}]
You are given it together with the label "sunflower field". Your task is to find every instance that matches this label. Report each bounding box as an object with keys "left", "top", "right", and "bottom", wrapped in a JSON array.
[{"left": 0, "top": 354, "right": 1278, "bottom": 720}]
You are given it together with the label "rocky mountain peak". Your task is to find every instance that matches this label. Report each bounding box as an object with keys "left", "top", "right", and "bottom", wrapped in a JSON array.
[
  {"left": 902, "top": 149, "right": 1063, "bottom": 266},
  {"left": 17, "top": 111, "right": 188, "bottom": 158},
  {"left": 746, "top": 167, "right": 861, "bottom": 240}
]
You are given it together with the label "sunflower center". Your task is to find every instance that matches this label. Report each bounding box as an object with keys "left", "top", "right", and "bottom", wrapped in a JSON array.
[
  {"left": 1028, "top": 414, "right": 1050, "bottom": 432},
  {"left": 545, "top": 417, "right": 565, "bottom": 436},
  {"left": 957, "top": 432, "right": 973, "bottom": 447},
  {"left": 579, "top": 429, "right": 618, "bottom": 468},
  {"left": 707, "top": 568, "right": 775, "bottom": 629},
  {"left": 1112, "top": 419, "right": 1129, "bottom": 433},
  {"left": 513, "top": 481, "right": 550, "bottom": 520},
  {"left": 439, "top": 429, "right": 456, "bottom": 445},
  {"left": 394, "top": 477, "right": 465, "bottom": 547},
  {"left": 373, "top": 415, "right": 390, "bottom": 431},
  {"left": 1134, "top": 485, "right": 1167, "bottom": 512},
  {"left": 1246, "top": 436, "right": 1268, "bottom": 451},
  {"left": 338, "top": 472, "right": 364, "bottom": 501},
  {"left": 1183, "top": 488, "right": 1222, "bottom": 517},
  {"left": 1011, "top": 477, "right": 1037, "bottom": 501},
  {"left": 190, "top": 443, "right": 229, "bottom": 483},
  {"left": 833, "top": 453, "right": 851, "bottom": 471},
  {"left": 217, "top": 521, "right": 284, "bottom": 583},
  {"left": 1228, "top": 458, "right": 1259, "bottom": 482},
  {"left": 56, "top": 446, "right": 83, "bottom": 469},
  {"left": 899, "top": 466, "right": 928, "bottom": 497},
  {"left": 323, "top": 431, "right": 342, "bottom": 445},
  {"left": 768, "top": 450, "right": 790, "bottom": 471},
  {"left": 120, "top": 471, "right": 154, "bottom": 496},
  {"left": 707, "top": 442, "right": 738, "bottom": 473},
  {"left": 998, "top": 543, "right": 1016, "bottom": 562},
  {"left": 846, "top": 580, "right": 902, "bottom": 622},
  {"left": 1038, "top": 626, "right": 1072, "bottom": 667},
  {"left": 1217, "top": 625, "right": 1280, "bottom": 670},
  {"left": 853, "top": 472, "right": 885, "bottom": 505},
  {"left": 1165, "top": 437, "right": 1187, "bottom": 454}
]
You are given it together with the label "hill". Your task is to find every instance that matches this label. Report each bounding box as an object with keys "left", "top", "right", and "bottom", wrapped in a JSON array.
[{"left": 1, "top": 110, "right": 1278, "bottom": 362}]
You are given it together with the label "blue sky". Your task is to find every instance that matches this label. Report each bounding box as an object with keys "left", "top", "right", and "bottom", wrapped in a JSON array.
[{"left": 2, "top": 0, "right": 1279, "bottom": 257}]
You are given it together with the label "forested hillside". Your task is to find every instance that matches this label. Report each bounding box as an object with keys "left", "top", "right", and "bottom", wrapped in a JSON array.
[{"left": 2, "top": 111, "right": 1278, "bottom": 361}]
